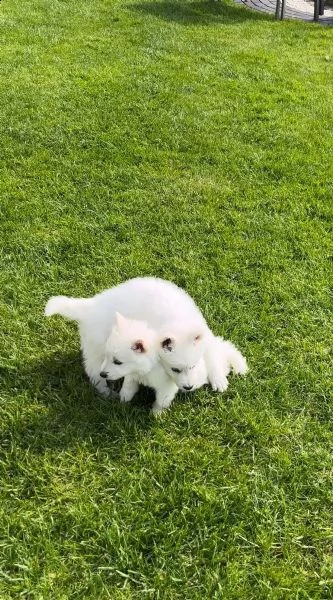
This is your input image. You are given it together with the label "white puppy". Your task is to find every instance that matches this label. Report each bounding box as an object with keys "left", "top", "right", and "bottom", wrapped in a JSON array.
[
  {"left": 120, "top": 336, "right": 248, "bottom": 414},
  {"left": 102, "top": 312, "right": 179, "bottom": 413},
  {"left": 45, "top": 277, "right": 247, "bottom": 410}
]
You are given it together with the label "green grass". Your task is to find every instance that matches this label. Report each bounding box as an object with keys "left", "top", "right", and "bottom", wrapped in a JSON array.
[{"left": 1, "top": 0, "right": 332, "bottom": 597}]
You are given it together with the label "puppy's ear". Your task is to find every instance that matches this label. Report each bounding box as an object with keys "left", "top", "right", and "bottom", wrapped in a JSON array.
[
  {"left": 131, "top": 340, "right": 146, "bottom": 353},
  {"left": 161, "top": 337, "right": 174, "bottom": 352},
  {"left": 115, "top": 312, "right": 127, "bottom": 329}
]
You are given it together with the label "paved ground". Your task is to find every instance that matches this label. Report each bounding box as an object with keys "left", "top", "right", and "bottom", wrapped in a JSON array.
[{"left": 234, "top": 0, "right": 333, "bottom": 23}]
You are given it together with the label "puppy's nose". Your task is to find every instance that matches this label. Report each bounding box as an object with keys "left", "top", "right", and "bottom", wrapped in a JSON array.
[
  {"left": 183, "top": 384, "right": 193, "bottom": 391},
  {"left": 100, "top": 371, "right": 108, "bottom": 379}
]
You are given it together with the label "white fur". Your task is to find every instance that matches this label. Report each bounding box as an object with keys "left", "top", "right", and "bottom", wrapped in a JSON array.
[
  {"left": 189, "top": 337, "right": 248, "bottom": 391},
  {"left": 120, "top": 364, "right": 179, "bottom": 415},
  {"left": 121, "top": 336, "right": 248, "bottom": 414},
  {"left": 45, "top": 277, "right": 248, "bottom": 411}
]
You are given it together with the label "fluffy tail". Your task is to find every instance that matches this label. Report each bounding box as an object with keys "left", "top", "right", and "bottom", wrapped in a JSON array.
[
  {"left": 44, "top": 295, "right": 95, "bottom": 321},
  {"left": 218, "top": 339, "right": 248, "bottom": 375}
]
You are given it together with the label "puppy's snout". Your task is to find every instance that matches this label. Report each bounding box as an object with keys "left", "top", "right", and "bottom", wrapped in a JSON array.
[
  {"left": 183, "top": 384, "right": 193, "bottom": 391},
  {"left": 100, "top": 371, "right": 108, "bottom": 379}
]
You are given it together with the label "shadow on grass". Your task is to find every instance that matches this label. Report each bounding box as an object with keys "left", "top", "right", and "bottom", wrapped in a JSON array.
[
  {"left": 129, "top": 0, "right": 272, "bottom": 25},
  {"left": 2, "top": 352, "right": 157, "bottom": 456}
]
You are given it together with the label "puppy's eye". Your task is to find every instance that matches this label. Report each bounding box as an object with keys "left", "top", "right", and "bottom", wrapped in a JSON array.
[
  {"left": 113, "top": 358, "right": 123, "bottom": 365},
  {"left": 171, "top": 368, "right": 182, "bottom": 373}
]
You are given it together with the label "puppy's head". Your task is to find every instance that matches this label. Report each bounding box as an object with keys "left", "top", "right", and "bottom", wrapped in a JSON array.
[
  {"left": 100, "top": 313, "right": 158, "bottom": 381},
  {"left": 158, "top": 322, "right": 208, "bottom": 391}
]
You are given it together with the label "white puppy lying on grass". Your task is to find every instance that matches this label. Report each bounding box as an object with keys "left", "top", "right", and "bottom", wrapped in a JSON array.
[{"left": 45, "top": 277, "right": 248, "bottom": 413}]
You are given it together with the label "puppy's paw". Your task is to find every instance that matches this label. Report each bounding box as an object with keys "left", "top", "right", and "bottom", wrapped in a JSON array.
[
  {"left": 151, "top": 402, "right": 167, "bottom": 417},
  {"left": 231, "top": 354, "right": 248, "bottom": 376},
  {"left": 119, "top": 380, "right": 139, "bottom": 403},
  {"left": 120, "top": 388, "right": 135, "bottom": 403},
  {"left": 210, "top": 374, "right": 229, "bottom": 393}
]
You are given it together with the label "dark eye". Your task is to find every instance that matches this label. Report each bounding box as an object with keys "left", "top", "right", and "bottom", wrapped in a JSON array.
[
  {"left": 113, "top": 358, "right": 123, "bottom": 365},
  {"left": 171, "top": 368, "right": 182, "bottom": 373}
]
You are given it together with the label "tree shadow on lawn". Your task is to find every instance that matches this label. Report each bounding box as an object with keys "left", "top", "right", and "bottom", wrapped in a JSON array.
[
  {"left": 2, "top": 352, "right": 161, "bottom": 457},
  {"left": 129, "top": 0, "right": 272, "bottom": 25}
]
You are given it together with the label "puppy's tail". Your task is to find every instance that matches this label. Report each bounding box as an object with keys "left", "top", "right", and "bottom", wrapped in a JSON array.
[
  {"left": 44, "top": 296, "right": 95, "bottom": 321},
  {"left": 219, "top": 339, "right": 248, "bottom": 375}
]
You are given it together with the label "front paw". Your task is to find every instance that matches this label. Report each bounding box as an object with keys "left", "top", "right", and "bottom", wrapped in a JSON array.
[
  {"left": 120, "top": 391, "right": 132, "bottom": 403},
  {"left": 120, "top": 387, "right": 135, "bottom": 403},
  {"left": 151, "top": 402, "right": 167, "bottom": 416},
  {"left": 210, "top": 375, "right": 229, "bottom": 393}
]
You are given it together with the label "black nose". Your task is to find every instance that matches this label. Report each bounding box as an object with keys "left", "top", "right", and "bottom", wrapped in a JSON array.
[
  {"left": 183, "top": 385, "right": 193, "bottom": 391},
  {"left": 100, "top": 371, "right": 108, "bottom": 378}
]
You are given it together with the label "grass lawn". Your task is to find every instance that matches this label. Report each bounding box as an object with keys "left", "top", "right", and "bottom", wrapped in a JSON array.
[{"left": 0, "top": 0, "right": 332, "bottom": 597}]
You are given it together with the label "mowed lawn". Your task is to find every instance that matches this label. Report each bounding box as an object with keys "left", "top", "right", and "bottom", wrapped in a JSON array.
[{"left": 0, "top": 0, "right": 332, "bottom": 597}]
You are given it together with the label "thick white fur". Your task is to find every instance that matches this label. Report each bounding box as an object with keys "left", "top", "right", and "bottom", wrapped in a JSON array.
[
  {"left": 188, "top": 338, "right": 248, "bottom": 391},
  {"left": 121, "top": 336, "right": 248, "bottom": 414},
  {"left": 45, "top": 277, "right": 248, "bottom": 412}
]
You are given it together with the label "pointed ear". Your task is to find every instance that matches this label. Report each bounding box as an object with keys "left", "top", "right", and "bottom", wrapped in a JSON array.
[
  {"left": 131, "top": 340, "right": 146, "bottom": 354},
  {"left": 115, "top": 312, "right": 127, "bottom": 329},
  {"left": 161, "top": 337, "right": 174, "bottom": 352}
]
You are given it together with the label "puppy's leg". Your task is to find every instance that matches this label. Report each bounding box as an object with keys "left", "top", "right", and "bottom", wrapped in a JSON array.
[
  {"left": 152, "top": 381, "right": 179, "bottom": 415},
  {"left": 120, "top": 376, "right": 139, "bottom": 403},
  {"left": 219, "top": 340, "right": 248, "bottom": 375},
  {"left": 204, "top": 336, "right": 229, "bottom": 393}
]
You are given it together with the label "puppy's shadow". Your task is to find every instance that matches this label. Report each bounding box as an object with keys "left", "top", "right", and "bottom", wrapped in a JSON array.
[{"left": 2, "top": 352, "right": 155, "bottom": 457}]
